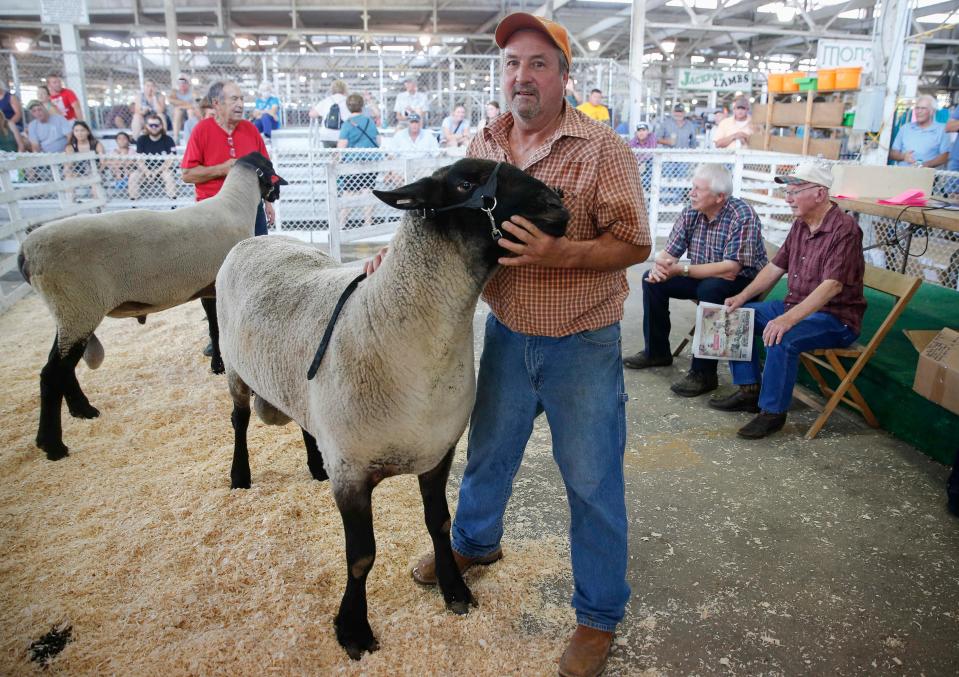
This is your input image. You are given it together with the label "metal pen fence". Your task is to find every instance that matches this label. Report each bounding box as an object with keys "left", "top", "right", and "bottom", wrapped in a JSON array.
[
  {"left": 3, "top": 147, "right": 958, "bottom": 316},
  {"left": 4, "top": 49, "right": 629, "bottom": 133}
]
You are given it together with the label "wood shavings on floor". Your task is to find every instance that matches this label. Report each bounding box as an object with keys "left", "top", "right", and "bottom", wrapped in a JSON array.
[{"left": 0, "top": 296, "right": 576, "bottom": 675}]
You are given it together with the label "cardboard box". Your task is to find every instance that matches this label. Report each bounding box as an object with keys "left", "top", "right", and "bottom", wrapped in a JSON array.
[
  {"left": 747, "top": 133, "right": 841, "bottom": 160},
  {"left": 912, "top": 327, "right": 959, "bottom": 416},
  {"left": 830, "top": 164, "right": 935, "bottom": 200}
]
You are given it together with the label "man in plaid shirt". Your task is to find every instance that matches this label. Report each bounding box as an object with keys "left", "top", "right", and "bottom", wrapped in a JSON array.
[
  {"left": 367, "top": 12, "right": 651, "bottom": 676},
  {"left": 623, "top": 164, "right": 767, "bottom": 397}
]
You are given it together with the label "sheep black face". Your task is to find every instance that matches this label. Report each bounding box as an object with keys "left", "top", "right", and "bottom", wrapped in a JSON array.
[
  {"left": 373, "top": 159, "right": 569, "bottom": 262},
  {"left": 235, "top": 152, "right": 288, "bottom": 202}
]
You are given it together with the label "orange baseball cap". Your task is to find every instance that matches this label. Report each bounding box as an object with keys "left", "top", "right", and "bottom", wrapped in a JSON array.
[{"left": 494, "top": 12, "right": 573, "bottom": 66}]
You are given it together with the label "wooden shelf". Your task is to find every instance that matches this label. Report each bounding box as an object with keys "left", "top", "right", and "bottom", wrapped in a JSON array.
[{"left": 749, "top": 90, "right": 852, "bottom": 160}]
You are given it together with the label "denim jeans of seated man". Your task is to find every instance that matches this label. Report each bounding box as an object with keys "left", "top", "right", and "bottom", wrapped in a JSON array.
[
  {"left": 451, "top": 313, "right": 631, "bottom": 632},
  {"left": 730, "top": 299, "right": 857, "bottom": 414},
  {"left": 641, "top": 269, "right": 752, "bottom": 375}
]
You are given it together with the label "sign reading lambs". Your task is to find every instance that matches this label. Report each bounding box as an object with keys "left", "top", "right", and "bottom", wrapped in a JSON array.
[{"left": 678, "top": 69, "right": 752, "bottom": 92}]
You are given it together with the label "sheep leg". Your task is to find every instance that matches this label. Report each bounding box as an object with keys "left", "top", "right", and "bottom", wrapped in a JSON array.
[
  {"left": 333, "top": 483, "right": 379, "bottom": 660},
  {"left": 36, "top": 337, "right": 69, "bottom": 460},
  {"left": 418, "top": 447, "right": 476, "bottom": 614},
  {"left": 200, "top": 297, "right": 225, "bottom": 375},
  {"left": 62, "top": 339, "right": 100, "bottom": 420},
  {"left": 301, "top": 429, "right": 328, "bottom": 482},
  {"left": 228, "top": 372, "right": 253, "bottom": 489}
]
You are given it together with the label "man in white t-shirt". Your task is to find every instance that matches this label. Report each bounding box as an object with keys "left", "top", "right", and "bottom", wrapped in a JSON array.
[
  {"left": 393, "top": 79, "right": 429, "bottom": 125},
  {"left": 387, "top": 112, "right": 439, "bottom": 151},
  {"left": 309, "top": 80, "right": 349, "bottom": 148},
  {"left": 713, "top": 96, "right": 754, "bottom": 149}
]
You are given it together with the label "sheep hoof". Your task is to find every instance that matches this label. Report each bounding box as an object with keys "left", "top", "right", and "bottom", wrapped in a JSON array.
[
  {"left": 37, "top": 437, "right": 69, "bottom": 461},
  {"left": 445, "top": 590, "right": 478, "bottom": 616},
  {"left": 230, "top": 477, "right": 252, "bottom": 490},
  {"left": 335, "top": 617, "right": 379, "bottom": 660},
  {"left": 67, "top": 401, "right": 100, "bottom": 419},
  {"left": 210, "top": 356, "right": 225, "bottom": 375}
]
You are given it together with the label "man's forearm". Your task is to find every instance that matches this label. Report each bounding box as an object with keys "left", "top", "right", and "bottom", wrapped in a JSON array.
[
  {"left": 781, "top": 279, "right": 842, "bottom": 325},
  {"left": 562, "top": 232, "right": 651, "bottom": 272},
  {"left": 689, "top": 260, "right": 742, "bottom": 280},
  {"left": 738, "top": 262, "right": 784, "bottom": 299},
  {"left": 925, "top": 152, "right": 949, "bottom": 168},
  {"left": 888, "top": 149, "right": 905, "bottom": 162},
  {"left": 181, "top": 161, "right": 232, "bottom": 184}
]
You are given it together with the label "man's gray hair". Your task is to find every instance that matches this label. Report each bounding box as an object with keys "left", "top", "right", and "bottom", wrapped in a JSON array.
[
  {"left": 916, "top": 94, "right": 937, "bottom": 110},
  {"left": 693, "top": 163, "right": 734, "bottom": 196},
  {"left": 207, "top": 81, "right": 226, "bottom": 105}
]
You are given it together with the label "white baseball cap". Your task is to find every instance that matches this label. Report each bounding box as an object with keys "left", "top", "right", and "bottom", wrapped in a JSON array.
[{"left": 774, "top": 160, "right": 833, "bottom": 189}]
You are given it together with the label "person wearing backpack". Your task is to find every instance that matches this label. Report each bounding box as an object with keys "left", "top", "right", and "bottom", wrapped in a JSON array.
[
  {"left": 336, "top": 93, "right": 381, "bottom": 227},
  {"left": 309, "top": 79, "right": 348, "bottom": 148}
]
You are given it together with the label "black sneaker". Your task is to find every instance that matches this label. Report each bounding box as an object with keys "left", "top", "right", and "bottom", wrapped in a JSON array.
[
  {"left": 203, "top": 342, "right": 214, "bottom": 357},
  {"left": 708, "top": 387, "right": 760, "bottom": 412},
  {"left": 670, "top": 371, "right": 718, "bottom": 397},
  {"left": 737, "top": 411, "right": 787, "bottom": 439},
  {"left": 623, "top": 352, "right": 673, "bottom": 370}
]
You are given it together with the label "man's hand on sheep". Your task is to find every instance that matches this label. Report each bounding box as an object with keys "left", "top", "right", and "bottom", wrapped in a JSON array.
[
  {"left": 264, "top": 201, "right": 275, "bottom": 225},
  {"left": 497, "top": 216, "right": 569, "bottom": 268},
  {"left": 364, "top": 246, "right": 389, "bottom": 276}
]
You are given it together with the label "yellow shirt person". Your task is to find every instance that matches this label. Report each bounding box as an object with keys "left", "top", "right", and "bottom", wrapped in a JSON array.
[{"left": 576, "top": 89, "right": 611, "bottom": 125}]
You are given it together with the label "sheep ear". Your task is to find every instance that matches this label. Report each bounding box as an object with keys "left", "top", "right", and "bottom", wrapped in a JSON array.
[{"left": 372, "top": 177, "right": 439, "bottom": 211}]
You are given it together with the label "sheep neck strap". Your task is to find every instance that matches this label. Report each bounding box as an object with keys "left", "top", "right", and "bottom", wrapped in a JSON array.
[
  {"left": 430, "top": 162, "right": 503, "bottom": 240},
  {"left": 306, "top": 271, "right": 367, "bottom": 380}
]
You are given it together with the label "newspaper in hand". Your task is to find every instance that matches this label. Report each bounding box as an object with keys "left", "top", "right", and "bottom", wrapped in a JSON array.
[{"left": 692, "top": 301, "right": 755, "bottom": 361}]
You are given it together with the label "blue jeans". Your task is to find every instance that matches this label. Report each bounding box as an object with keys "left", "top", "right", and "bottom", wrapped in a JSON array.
[
  {"left": 641, "top": 270, "right": 752, "bottom": 375},
  {"left": 730, "top": 300, "right": 857, "bottom": 414},
  {"left": 254, "top": 114, "right": 278, "bottom": 137},
  {"left": 254, "top": 202, "right": 268, "bottom": 236},
  {"left": 452, "top": 314, "right": 630, "bottom": 632}
]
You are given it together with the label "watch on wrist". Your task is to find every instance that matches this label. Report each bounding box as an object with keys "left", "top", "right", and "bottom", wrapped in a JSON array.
[{"left": 683, "top": 263, "right": 690, "bottom": 277}]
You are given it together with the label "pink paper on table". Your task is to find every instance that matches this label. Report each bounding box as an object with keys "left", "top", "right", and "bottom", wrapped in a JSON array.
[
  {"left": 877, "top": 189, "right": 927, "bottom": 206},
  {"left": 834, "top": 193, "right": 858, "bottom": 199}
]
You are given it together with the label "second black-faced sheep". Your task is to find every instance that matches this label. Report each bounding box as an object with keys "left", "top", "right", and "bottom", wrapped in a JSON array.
[
  {"left": 17, "top": 152, "right": 287, "bottom": 461},
  {"left": 215, "top": 158, "right": 570, "bottom": 659}
]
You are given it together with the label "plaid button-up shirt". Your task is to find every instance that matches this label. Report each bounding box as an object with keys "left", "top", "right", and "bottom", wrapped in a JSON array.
[
  {"left": 468, "top": 105, "right": 651, "bottom": 337},
  {"left": 664, "top": 196, "right": 767, "bottom": 278}
]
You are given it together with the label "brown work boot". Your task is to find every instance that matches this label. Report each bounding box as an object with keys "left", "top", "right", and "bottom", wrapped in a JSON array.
[
  {"left": 558, "top": 625, "right": 614, "bottom": 677},
  {"left": 411, "top": 548, "right": 503, "bottom": 586}
]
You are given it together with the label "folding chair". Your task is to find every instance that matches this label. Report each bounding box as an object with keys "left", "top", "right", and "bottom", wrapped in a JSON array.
[
  {"left": 793, "top": 265, "right": 921, "bottom": 440},
  {"left": 672, "top": 240, "right": 780, "bottom": 357}
]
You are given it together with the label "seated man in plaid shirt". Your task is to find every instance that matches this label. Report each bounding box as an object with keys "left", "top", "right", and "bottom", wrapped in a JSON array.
[{"left": 623, "top": 163, "right": 767, "bottom": 397}]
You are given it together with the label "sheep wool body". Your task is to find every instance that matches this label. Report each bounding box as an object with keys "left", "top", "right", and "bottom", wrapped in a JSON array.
[
  {"left": 21, "top": 166, "right": 262, "bottom": 354},
  {"left": 216, "top": 216, "right": 482, "bottom": 487}
]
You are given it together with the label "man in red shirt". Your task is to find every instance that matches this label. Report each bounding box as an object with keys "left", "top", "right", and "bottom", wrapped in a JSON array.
[
  {"left": 181, "top": 80, "right": 273, "bottom": 235},
  {"left": 46, "top": 73, "right": 83, "bottom": 121}
]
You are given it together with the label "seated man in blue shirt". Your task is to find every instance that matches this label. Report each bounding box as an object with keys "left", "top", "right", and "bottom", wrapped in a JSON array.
[
  {"left": 888, "top": 95, "right": 950, "bottom": 168},
  {"left": 946, "top": 105, "right": 959, "bottom": 172},
  {"left": 623, "top": 163, "right": 768, "bottom": 397}
]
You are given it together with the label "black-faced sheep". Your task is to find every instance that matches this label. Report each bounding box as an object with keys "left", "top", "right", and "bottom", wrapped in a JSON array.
[
  {"left": 17, "top": 152, "right": 287, "bottom": 461},
  {"left": 215, "top": 158, "right": 570, "bottom": 659}
]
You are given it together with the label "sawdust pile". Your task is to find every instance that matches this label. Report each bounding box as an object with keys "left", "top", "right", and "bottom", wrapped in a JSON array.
[{"left": 0, "top": 296, "right": 576, "bottom": 675}]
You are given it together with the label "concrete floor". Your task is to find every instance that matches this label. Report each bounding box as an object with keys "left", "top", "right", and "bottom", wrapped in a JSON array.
[{"left": 447, "top": 261, "right": 959, "bottom": 676}]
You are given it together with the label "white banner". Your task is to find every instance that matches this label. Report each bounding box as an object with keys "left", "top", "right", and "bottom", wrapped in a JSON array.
[
  {"left": 41, "top": 0, "right": 89, "bottom": 24},
  {"left": 816, "top": 39, "right": 924, "bottom": 77},
  {"left": 678, "top": 69, "right": 752, "bottom": 92}
]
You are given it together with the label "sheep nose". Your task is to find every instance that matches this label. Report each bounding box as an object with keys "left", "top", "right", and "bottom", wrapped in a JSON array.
[{"left": 552, "top": 186, "right": 565, "bottom": 199}]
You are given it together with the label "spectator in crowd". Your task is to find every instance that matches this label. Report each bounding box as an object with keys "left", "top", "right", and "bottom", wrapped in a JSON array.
[
  {"left": 387, "top": 112, "right": 439, "bottom": 151},
  {"left": 710, "top": 161, "right": 865, "bottom": 439},
  {"left": 64, "top": 120, "right": 105, "bottom": 200},
  {"left": 106, "top": 101, "right": 133, "bottom": 129},
  {"left": 106, "top": 130, "right": 134, "bottom": 193},
  {"left": 182, "top": 80, "right": 273, "bottom": 235},
  {"left": 132, "top": 79, "right": 167, "bottom": 138},
  {"left": 947, "top": 105, "right": 959, "bottom": 171},
  {"left": 129, "top": 113, "right": 178, "bottom": 200},
  {"left": 46, "top": 73, "right": 83, "bottom": 121},
  {"left": 36, "top": 85, "right": 63, "bottom": 119},
  {"left": 564, "top": 78, "right": 581, "bottom": 107},
  {"left": 169, "top": 75, "right": 199, "bottom": 144},
  {"left": 577, "top": 88, "right": 611, "bottom": 125},
  {"left": 477, "top": 100, "right": 500, "bottom": 131},
  {"left": 705, "top": 108, "right": 726, "bottom": 147},
  {"left": 362, "top": 93, "right": 383, "bottom": 127},
  {"left": 441, "top": 104, "right": 471, "bottom": 147},
  {"left": 657, "top": 102, "right": 697, "bottom": 149},
  {"left": 310, "top": 79, "right": 349, "bottom": 148},
  {"left": 629, "top": 122, "right": 657, "bottom": 192},
  {"left": 25, "top": 99, "right": 72, "bottom": 153},
  {"left": 393, "top": 78, "right": 429, "bottom": 124},
  {"left": 0, "top": 109, "right": 23, "bottom": 152},
  {"left": 337, "top": 92, "right": 381, "bottom": 228},
  {"left": 623, "top": 164, "right": 768, "bottom": 397},
  {"left": 0, "top": 80, "right": 24, "bottom": 131},
  {"left": 712, "top": 96, "right": 754, "bottom": 149},
  {"left": 889, "top": 95, "right": 949, "bottom": 168},
  {"left": 252, "top": 80, "right": 281, "bottom": 138}
]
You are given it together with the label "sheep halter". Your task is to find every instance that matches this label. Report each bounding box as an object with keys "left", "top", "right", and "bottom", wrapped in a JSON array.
[{"left": 432, "top": 162, "right": 503, "bottom": 240}]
